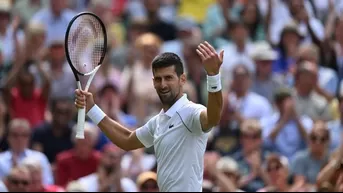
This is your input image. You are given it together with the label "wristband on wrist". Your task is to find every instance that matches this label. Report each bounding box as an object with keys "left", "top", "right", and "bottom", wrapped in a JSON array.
[
  {"left": 87, "top": 105, "right": 106, "bottom": 125},
  {"left": 207, "top": 73, "right": 222, "bottom": 92}
]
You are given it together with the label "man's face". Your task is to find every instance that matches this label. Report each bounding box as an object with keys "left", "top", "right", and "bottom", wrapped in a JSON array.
[
  {"left": 6, "top": 171, "right": 31, "bottom": 192},
  {"left": 100, "top": 147, "right": 123, "bottom": 174},
  {"left": 256, "top": 60, "right": 273, "bottom": 76},
  {"left": 153, "top": 66, "right": 185, "bottom": 106},
  {"left": 52, "top": 101, "right": 73, "bottom": 127},
  {"left": 8, "top": 126, "right": 31, "bottom": 153}
]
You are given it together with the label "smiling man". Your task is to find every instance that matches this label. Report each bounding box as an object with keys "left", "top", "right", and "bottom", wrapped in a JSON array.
[{"left": 75, "top": 42, "right": 224, "bottom": 192}]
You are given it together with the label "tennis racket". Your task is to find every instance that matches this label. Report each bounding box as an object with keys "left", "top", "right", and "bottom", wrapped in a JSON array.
[{"left": 65, "top": 12, "right": 107, "bottom": 139}]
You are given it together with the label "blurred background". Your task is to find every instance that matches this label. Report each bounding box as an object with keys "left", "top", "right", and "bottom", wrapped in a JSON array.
[{"left": 1, "top": 0, "right": 343, "bottom": 192}]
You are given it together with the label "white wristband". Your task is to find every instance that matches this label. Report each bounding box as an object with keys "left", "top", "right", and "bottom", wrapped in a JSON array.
[
  {"left": 207, "top": 73, "right": 222, "bottom": 93},
  {"left": 87, "top": 105, "right": 106, "bottom": 125}
]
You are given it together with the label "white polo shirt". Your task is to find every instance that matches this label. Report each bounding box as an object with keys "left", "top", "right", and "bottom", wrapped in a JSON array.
[{"left": 136, "top": 94, "right": 209, "bottom": 192}]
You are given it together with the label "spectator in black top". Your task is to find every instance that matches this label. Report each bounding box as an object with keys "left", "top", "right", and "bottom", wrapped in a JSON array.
[
  {"left": 31, "top": 97, "right": 75, "bottom": 163},
  {"left": 143, "top": 0, "right": 177, "bottom": 41}
]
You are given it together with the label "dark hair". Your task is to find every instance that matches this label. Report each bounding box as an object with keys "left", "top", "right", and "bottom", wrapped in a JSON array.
[
  {"left": 50, "top": 97, "right": 73, "bottom": 112},
  {"left": 151, "top": 52, "right": 184, "bottom": 76}
]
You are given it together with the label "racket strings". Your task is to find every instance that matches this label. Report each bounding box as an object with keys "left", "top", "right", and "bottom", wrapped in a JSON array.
[{"left": 67, "top": 15, "right": 105, "bottom": 75}]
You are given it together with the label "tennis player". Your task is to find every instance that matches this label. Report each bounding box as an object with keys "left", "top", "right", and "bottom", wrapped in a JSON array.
[{"left": 75, "top": 42, "right": 224, "bottom": 192}]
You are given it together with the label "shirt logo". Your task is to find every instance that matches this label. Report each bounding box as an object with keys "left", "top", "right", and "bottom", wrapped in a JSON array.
[
  {"left": 211, "top": 86, "right": 217, "bottom": 89},
  {"left": 169, "top": 124, "right": 174, "bottom": 129}
]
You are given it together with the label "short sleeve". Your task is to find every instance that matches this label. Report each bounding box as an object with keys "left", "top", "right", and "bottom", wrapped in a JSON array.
[
  {"left": 188, "top": 104, "right": 207, "bottom": 135},
  {"left": 135, "top": 119, "right": 155, "bottom": 148}
]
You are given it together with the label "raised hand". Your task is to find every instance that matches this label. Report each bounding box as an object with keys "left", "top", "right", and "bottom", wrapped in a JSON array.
[{"left": 196, "top": 42, "right": 224, "bottom": 76}]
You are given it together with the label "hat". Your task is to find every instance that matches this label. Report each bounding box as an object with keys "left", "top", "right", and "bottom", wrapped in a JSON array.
[
  {"left": 281, "top": 20, "right": 305, "bottom": 38},
  {"left": 216, "top": 156, "right": 239, "bottom": 175},
  {"left": 250, "top": 41, "right": 278, "bottom": 61},
  {"left": 27, "top": 22, "right": 46, "bottom": 35},
  {"left": 175, "top": 17, "right": 197, "bottom": 32},
  {"left": 136, "top": 172, "right": 157, "bottom": 188},
  {"left": 0, "top": 0, "right": 11, "bottom": 13},
  {"left": 273, "top": 87, "right": 292, "bottom": 103}
]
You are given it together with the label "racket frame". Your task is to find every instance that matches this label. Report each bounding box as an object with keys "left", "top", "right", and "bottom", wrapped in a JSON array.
[{"left": 65, "top": 12, "right": 107, "bottom": 139}]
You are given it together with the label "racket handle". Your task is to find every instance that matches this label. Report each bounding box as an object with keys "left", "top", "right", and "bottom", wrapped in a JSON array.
[{"left": 76, "top": 108, "right": 86, "bottom": 139}]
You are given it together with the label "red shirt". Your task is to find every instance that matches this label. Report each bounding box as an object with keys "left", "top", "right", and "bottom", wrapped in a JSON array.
[
  {"left": 10, "top": 88, "right": 47, "bottom": 128},
  {"left": 43, "top": 185, "right": 65, "bottom": 192},
  {"left": 55, "top": 149, "right": 101, "bottom": 187}
]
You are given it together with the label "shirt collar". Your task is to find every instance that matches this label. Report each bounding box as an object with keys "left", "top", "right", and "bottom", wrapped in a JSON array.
[{"left": 160, "top": 94, "right": 189, "bottom": 117}]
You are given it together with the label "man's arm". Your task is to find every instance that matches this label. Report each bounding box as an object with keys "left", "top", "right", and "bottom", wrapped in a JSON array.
[
  {"left": 196, "top": 42, "right": 224, "bottom": 132},
  {"left": 76, "top": 90, "right": 145, "bottom": 151},
  {"left": 200, "top": 91, "right": 223, "bottom": 132},
  {"left": 97, "top": 116, "right": 144, "bottom": 151}
]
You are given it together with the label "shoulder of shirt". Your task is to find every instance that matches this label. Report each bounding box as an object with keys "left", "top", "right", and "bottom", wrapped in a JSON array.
[
  {"left": 293, "top": 149, "right": 309, "bottom": 160},
  {"left": 56, "top": 150, "right": 74, "bottom": 162}
]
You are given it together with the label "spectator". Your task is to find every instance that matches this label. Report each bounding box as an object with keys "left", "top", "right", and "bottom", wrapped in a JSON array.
[
  {"left": 3, "top": 166, "right": 31, "bottom": 192},
  {"left": 31, "top": 98, "right": 75, "bottom": 163},
  {"left": 261, "top": 88, "right": 313, "bottom": 160},
  {"left": 31, "top": 37, "right": 76, "bottom": 99},
  {"left": 142, "top": 0, "right": 177, "bottom": 41},
  {"left": 55, "top": 122, "right": 101, "bottom": 187},
  {"left": 31, "top": 0, "right": 76, "bottom": 46},
  {"left": 0, "top": 118, "right": 53, "bottom": 185},
  {"left": 317, "top": 142, "right": 343, "bottom": 192},
  {"left": 120, "top": 33, "right": 162, "bottom": 126},
  {"left": 291, "top": 121, "right": 331, "bottom": 187},
  {"left": 21, "top": 157, "right": 64, "bottom": 192},
  {"left": 202, "top": 0, "right": 240, "bottom": 46},
  {"left": 240, "top": 1, "right": 265, "bottom": 42},
  {"left": 2, "top": 54, "right": 50, "bottom": 128},
  {"left": 12, "top": 0, "right": 48, "bottom": 25},
  {"left": 225, "top": 65, "right": 273, "bottom": 124},
  {"left": 295, "top": 43, "right": 338, "bottom": 99},
  {"left": 233, "top": 119, "right": 269, "bottom": 192},
  {"left": 218, "top": 20, "right": 254, "bottom": 84},
  {"left": 136, "top": 171, "right": 159, "bottom": 192},
  {"left": 258, "top": 154, "right": 306, "bottom": 192},
  {"left": 77, "top": 144, "right": 137, "bottom": 192},
  {"left": 327, "top": 94, "right": 343, "bottom": 151},
  {"left": 270, "top": 0, "right": 324, "bottom": 45},
  {"left": 271, "top": 21, "right": 303, "bottom": 74},
  {"left": 0, "top": 0, "right": 25, "bottom": 66},
  {"left": 210, "top": 156, "right": 243, "bottom": 192},
  {"left": 250, "top": 41, "right": 284, "bottom": 103},
  {"left": 293, "top": 61, "right": 333, "bottom": 121}
]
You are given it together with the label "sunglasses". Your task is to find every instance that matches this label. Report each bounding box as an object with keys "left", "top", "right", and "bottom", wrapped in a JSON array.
[
  {"left": 267, "top": 164, "right": 282, "bottom": 172},
  {"left": 9, "top": 132, "right": 30, "bottom": 138},
  {"left": 242, "top": 133, "right": 261, "bottom": 139},
  {"left": 9, "top": 178, "right": 29, "bottom": 186},
  {"left": 310, "top": 135, "right": 328, "bottom": 143}
]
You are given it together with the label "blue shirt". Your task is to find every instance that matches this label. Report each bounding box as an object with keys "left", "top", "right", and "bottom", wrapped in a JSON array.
[
  {"left": 261, "top": 113, "right": 313, "bottom": 160},
  {"left": 0, "top": 149, "right": 53, "bottom": 185},
  {"left": 326, "top": 120, "right": 343, "bottom": 151}
]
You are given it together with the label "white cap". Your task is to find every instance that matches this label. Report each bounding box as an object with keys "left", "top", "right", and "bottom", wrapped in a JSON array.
[
  {"left": 0, "top": 0, "right": 11, "bottom": 12},
  {"left": 250, "top": 41, "right": 278, "bottom": 61},
  {"left": 216, "top": 156, "right": 239, "bottom": 174}
]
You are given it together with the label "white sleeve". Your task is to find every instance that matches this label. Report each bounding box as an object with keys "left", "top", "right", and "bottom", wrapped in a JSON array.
[
  {"left": 135, "top": 119, "right": 155, "bottom": 148},
  {"left": 188, "top": 104, "right": 207, "bottom": 135}
]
